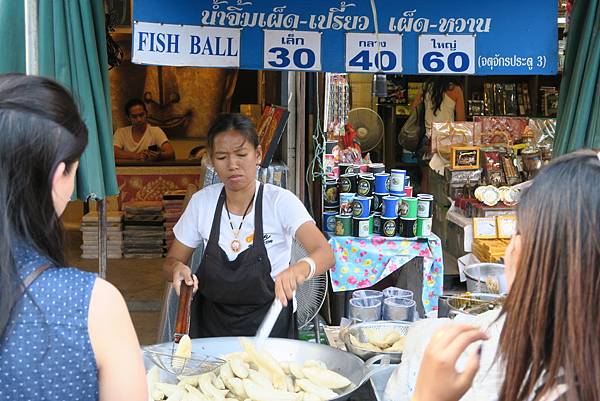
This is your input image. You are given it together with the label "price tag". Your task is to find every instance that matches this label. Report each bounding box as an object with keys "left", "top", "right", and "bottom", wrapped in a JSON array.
[
  {"left": 418, "top": 35, "right": 475, "bottom": 74},
  {"left": 264, "top": 30, "right": 321, "bottom": 71},
  {"left": 345, "top": 33, "right": 403, "bottom": 73}
]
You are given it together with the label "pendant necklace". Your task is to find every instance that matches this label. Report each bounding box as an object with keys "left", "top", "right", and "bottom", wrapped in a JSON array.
[{"left": 225, "top": 192, "right": 255, "bottom": 253}]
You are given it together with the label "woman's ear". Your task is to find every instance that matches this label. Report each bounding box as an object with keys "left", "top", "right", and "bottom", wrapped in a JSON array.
[{"left": 52, "top": 162, "right": 67, "bottom": 187}]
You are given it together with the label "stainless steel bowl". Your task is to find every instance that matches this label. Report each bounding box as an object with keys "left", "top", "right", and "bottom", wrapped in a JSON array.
[
  {"left": 463, "top": 263, "right": 507, "bottom": 294},
  {"left": 340, "top": 321, "right": 412, "bottom": 363},
  {"left": 143, "top": 337, "right": 389, "bottom": 401}
]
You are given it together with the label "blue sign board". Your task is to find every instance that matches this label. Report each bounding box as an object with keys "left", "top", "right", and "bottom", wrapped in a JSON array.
[{"left": 132, "top": 0, "right": 558, "bottom": 75}]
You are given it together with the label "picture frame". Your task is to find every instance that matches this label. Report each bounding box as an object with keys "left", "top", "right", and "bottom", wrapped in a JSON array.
[
  {"left": 451, "top": 146, "right": 481, "bottom": 170},
  {"left": 496, "top": 215, "right": 517, "bottom": 239},
  {"left": 473, "top": 217, "right": 498, "bottom": 239}
]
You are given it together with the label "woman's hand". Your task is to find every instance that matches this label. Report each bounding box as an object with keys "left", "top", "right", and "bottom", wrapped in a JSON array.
[
  {"left": 411, "top": 324, "right": 488, "bottom": 401},
  {"left": 274, "top": 262, "right": 310, "bottom": 307},
  {"left": 172, "top": 262, "right": 198, "bottom": 296}
]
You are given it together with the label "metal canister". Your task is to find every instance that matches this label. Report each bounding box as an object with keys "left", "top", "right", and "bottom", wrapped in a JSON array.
[
  {"left": 399, "top": 197, "right": 418, "bottom": 219},
  {"left": 322, "top": 210, "right": 337, "bottom": 233},
  {"left": 339, "top": 193, "right": 355, "bottom": 216},
  {"left": 374, "top": 173, "right": 390, "bottom": 194},
  {"left": 381, "top": 216, "right": 398, "bottom": 237},
  {"left": 353, "top": 216, "right": 373, "bottom": 238},
  {"left": 382, "top": 196, "right": 400, "bottom": 218},
  {"left": 338, "top": 163, "right": 357, "bottom": 175},
  {"left": 339, "top": 173, "right": 357, "bottom": 193},
  {"left": 416, "top": 217, "right": 433, "bottom": 238},
  {"left": 357, "top": 174, "right": 375, "bottom": 196},
  {"left": 399, "top": 217, "right": 417, "bottom": 239},
  {"left": 352, "top": 196, "right": 372, "bottom": 218},
  {"left": 323, "top": 179, "right": 339, "bottom": 207},
  {"left": 372, "top": 192, "right": 386, "bottom": 213},
  {"left": 367, "top": 163, "right": 386, "bottom": 174},
  {"left": 417, "top": 194, "right": 434, "bottom": 218},
  {"left": 372, "top": 213, "right": 382, "bottom": 235},
  {"left": 390, "top": 169, "right": 406, "bottom": 193},
  {"left": 335, "top": 215, "right": 353, "bottom": 236}
]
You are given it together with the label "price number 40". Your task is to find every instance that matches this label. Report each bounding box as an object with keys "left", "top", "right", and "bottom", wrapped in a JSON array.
[
  {"left": 421, "top": 51, "right": 470, "bottom": 73},
  {"left": 267, "top": 47, "right": 316, "bottom": 69},
  {"left": 348, "top": 50, "right": 398, "bottom": 72}
]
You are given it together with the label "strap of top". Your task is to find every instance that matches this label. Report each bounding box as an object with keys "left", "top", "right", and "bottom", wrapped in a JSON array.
[
  {"left": 207, "top": 183, "right": 265, "bottom": 247},
  {"left": 253, "top": 183, "right": 265, "bottom": 241},
  {"left": 2, "top": 263, "right": 51, "bottom": 338}
]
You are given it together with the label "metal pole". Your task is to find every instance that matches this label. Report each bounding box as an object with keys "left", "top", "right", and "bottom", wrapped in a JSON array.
[
  {"left": 24, "top": 0, "right": 39, "bottom": 75},
  {"left": 97, "top": 198, "right": 108, "bottom": 279}
]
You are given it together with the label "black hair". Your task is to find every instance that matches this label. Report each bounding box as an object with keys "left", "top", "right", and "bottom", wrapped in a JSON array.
[
  {"left": 207, "top": 113, "right": 259, "bottom": 151},
  {"left": 0, "top": 73, "right": 88, "bottom": 338},
  {"left": 124, "top": 98, "right": 146, "bottom": 116},
  {"left": 423, "top": 76, "right": 462, "bottom": 116}
]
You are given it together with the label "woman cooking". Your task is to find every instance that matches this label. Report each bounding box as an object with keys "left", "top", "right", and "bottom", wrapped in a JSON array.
[{"left": 163, "top": 113, "right": 335, "bottom": 338}]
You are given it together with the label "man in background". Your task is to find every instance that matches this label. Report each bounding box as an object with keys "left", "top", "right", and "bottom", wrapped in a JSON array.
[{"left": 113, "top": 98, "right": 175, "bottom": 162}]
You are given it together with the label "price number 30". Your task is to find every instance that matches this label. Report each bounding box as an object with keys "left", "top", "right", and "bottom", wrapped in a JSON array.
[{"left": 264, "top": 30, "right": 321, "bottom": 71}]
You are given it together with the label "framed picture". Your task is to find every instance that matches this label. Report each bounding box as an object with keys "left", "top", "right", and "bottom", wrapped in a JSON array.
[
  {"left": 257, "top": 106, "right": 290, "bottom": 168},
  {"left": 497, "top": 215, "right": 517, "bottom": 239},
  {"left": 451, "top": 146, "right": 481, "bottom": 170},
  {"left": 473, "top": 217, "right": 498, "bottom": 239}
]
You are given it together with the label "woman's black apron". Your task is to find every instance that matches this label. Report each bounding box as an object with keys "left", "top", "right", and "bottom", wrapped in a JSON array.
[{"left": 189, "top": 183, "right": 296, "bottom": 338}]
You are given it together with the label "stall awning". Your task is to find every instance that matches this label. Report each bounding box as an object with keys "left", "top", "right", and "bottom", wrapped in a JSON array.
[
  {"left": 0, "top": 0, "right": 118, "bottom": 200},
  {"left": 554, "top": 0, "right": 600, "bottom": 155},
  {"left": 132, "top": 0, "right": 558, "bottom": 76}
]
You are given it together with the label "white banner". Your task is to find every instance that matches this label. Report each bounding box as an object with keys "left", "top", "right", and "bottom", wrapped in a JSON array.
[
  {"left": 418, "top": 35, "right": 475, "bottom": 74},
  {"left": 132, "top": 22, "right": 240, "bottom": 67},
  {"left": 345, "top": 33, "right": 403, "bottom": 73},
  {"left": 263, "top": 30, "right": 322, "bottom": 71}
]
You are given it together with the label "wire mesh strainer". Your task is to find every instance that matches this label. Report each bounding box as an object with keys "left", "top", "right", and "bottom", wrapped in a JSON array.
[{"left": 144, "top": 283, "right": 225, "bottom": 376}]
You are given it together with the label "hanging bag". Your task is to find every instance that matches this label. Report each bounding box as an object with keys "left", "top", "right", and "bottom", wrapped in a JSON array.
[{"left": 398, "top": 93, "right": 426, "bottom": 152}]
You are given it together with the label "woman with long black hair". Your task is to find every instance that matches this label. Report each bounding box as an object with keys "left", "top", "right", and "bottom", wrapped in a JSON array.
[
  {"left": 410, "top": 149, "right": 600, "bottom": 401},
  {"left": 0, "top": 74, "right": 146, "bottom": 401},
  {"left": 413, "top": 76, "right": 465, "bottom": 191}
]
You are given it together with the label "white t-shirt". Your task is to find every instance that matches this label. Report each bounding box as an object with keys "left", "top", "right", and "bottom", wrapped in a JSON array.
[
  {"left": 173, "top": 182, "right": 315, "bottom": 278},
  {"left": 113, "top": 125, "right": 169, "bottom": 153}
]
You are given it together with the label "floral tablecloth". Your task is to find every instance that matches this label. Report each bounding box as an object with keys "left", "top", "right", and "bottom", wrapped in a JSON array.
[{"left": 328, "top": 235, "right": 444, "bottom": 313}]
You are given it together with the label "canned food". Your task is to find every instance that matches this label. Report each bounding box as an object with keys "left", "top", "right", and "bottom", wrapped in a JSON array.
[
  {"left": 416, "top": 217, "right": 433, "bottom": 238},
  {"left": 381, "top": 216, "right": 398, "bottom": 237},
  {"left": 339, "top": 173, "right": 357, "bottom": 193},
  {"left": 322, "top": 210, "right": 337, "bottom": 233},
  {"left": 353, "top": 216, "right": 373, "bottom": 238},
  {"left": 335, "top": 215, "right": 352, "bottom": 236},
  {"left": 323, "top": 179, "right": 339, "bottom": 207},
  {"left": 399, "top": 197, "right": 418, "bottom": 219},
  {"left": 417, "top": 194, "right": 434, "bottom": 218},
  {"left": 399, "top": 217, "right": 417, "bottom": 239},
  {"left": 352, "top": 196, "right": 372, "bottom": 218},
  {"left": 374, "top": 173, "right": 390, "bottom": 194},
  {"left": 357, "top": 174, "right": 375, "bottom": 197},
  {"left": 382, "top": 196, "right": 400, "bottom": 218}
]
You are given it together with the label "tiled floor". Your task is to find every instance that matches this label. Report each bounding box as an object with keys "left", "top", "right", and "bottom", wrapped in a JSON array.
[{"left": 65, "top": 230, "right": 166, "bottom": 345}]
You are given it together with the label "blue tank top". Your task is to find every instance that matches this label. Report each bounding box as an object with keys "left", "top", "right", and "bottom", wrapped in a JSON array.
[{"left": 0, "top": 245, "right": 99, "bottom": 401}]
